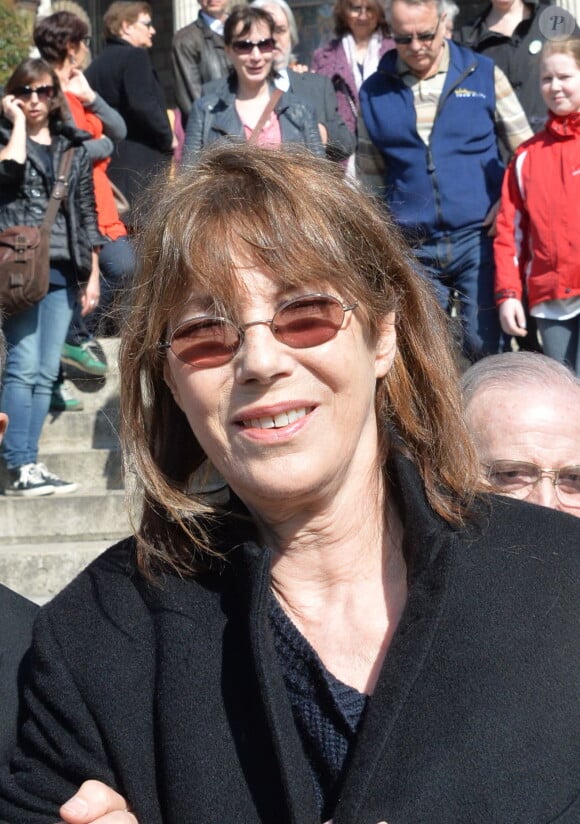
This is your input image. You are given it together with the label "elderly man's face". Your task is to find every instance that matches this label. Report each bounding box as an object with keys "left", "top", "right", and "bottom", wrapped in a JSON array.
[
  {"left": 466, "top": 383, "right": 580, "bottom": 516},
  {"left": 389, "top": 0, "right": 446, "bottom": 79},
  {"left": 261, "top": 3, "right": 292, "bottom": 70}
]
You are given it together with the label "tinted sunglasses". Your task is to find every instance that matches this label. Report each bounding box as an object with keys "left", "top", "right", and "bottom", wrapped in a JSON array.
[
  {"left": 161, "top": 293, "right": 358, "bottom": 369},
  {"left": 392, "top": 16, "right": 441, "bottom": 44},
  {"left": 12, "top": 84, "right": 55, "bottom": 101},
  {"left": 231, "top": 37, "right": 276, "bottom": 55}
]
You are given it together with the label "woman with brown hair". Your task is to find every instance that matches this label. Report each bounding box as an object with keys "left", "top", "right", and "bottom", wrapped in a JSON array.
[
  {"left": 0, "top": 144, "right": 578, "bottom": 823},
  {"left": 312, "top": 0, "right": 393, "bottom": 167},
  {"left": 0, "top": 59, "right": 101, "bottom": 495},
  {"left": 183, "top": 5, "right": 324, "bottom": 160}
]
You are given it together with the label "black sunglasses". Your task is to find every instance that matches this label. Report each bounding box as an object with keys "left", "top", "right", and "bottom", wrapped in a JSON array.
[
  {"left": 161, "top": 294, "right": 358, "bottom": 369},
  {"left": 231, "top": 37, "right": 276, "bottom": 55},
  {"left": 392, "top": 16, "right": 441, "bottom": 44},
  {"left": 12, "top": 84, "right": 55, "bottom": 101}
]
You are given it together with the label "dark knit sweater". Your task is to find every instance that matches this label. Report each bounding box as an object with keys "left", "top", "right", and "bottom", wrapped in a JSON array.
[{"left": 269, "top": 593, "right": 368, "bottom": 821}]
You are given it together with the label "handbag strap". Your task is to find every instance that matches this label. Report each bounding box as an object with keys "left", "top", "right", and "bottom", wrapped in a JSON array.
[
  {"left": 41, "top": 147, "right": 75, "bottom": 231},
  {"left": 248, "top": 89, "right": 283, "bottom": 144}
]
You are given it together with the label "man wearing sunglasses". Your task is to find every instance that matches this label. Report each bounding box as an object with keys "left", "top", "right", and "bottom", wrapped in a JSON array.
[{"left": 358, "top": 0, "right": 532, "bottom": 363}]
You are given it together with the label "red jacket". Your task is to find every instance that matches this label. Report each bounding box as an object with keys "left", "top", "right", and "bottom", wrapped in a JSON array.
[
  {"left": 66, "top": 93, "right": 127, "bottom": 242},
  {"left": 494, "top": 112, "right": 580, "bottom": 308}
]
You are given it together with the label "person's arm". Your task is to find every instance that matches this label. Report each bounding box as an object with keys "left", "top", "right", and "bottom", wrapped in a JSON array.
[
  {"left": 494, "top": 150, "right": 530, "bottom": 337},
  {"left": 66, "top": 70, "right": 127, "bottom": 143},
  {"left": 298, "top": 100, "right": 326, "bottom": 158},
  {"left": 317, "top": 75, "right": 355, "bottom": 161},
  {"left": 59, "top": 781, "right": 138, "bottom": 824},
  {"left": 86, "top": 95, "right": 127, "bottom": 142},
  {"left": 172, "top": 28, "right": 204, "bottom": 120},
  {"left": 493, "top": 65, "right": 533, "bottom": 158},
  {"left": 122, "top": 50, "right": 173, "bottom": 152},
  {"left": 182, "top": 98, "right": 207, "bottom": 165},
  {"left": 355, "top": 111, "right": 387, "bottom": 195},
  {"left": 75, "top": 147, "right": 102, "bottom": 315},
  {"left": 0, "top": 616, "right": 118, "bottom": 822}
]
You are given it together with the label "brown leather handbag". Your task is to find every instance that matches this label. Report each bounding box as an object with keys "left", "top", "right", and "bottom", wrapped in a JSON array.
[{"left": 0, "top": 147, "right": 74, "bottom": 317}]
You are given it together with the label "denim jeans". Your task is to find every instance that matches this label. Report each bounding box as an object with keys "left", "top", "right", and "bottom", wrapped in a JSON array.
[
  {"left": 1, "top": 284, "right": 75, "bottom": 469},
  {"left": 413, "top": 226, "right": 501, "bottom": 362},
  {"left": 66, "top": 236, "right": 135, "bottom": 343},
  {"left": 536, "top": 316, "right": 580, "bottom": 376}
]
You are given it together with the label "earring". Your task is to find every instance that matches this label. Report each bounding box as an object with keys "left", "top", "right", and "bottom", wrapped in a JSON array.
[{"left": 70, "top": 55, "right": 76, "bottom": 65}]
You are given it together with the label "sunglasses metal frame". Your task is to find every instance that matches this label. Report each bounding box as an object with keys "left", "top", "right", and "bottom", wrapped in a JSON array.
[
  {"left": 230, "top": 37, "right": 276, "bottom": 55},
  {"left": 392, "top": 15, "right": 441, "bottom": 45},
  {"left": 12, "top": 84, "right": 55, "bottom": 101},
  {"left": 160, "top": 293, "right": 358, "bottom": 368}
]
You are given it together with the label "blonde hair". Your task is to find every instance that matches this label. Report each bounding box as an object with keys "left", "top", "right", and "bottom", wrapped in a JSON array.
[{"left": 542, "top": 36, "right": 580, "bottom": 68}]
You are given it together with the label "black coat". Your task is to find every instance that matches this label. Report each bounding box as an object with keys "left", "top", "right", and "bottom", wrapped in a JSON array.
[
  {"left": 0, "top": 121, "right": 102, "bottom": 282},
  {"left": 0, "top": 450, "right": 579, "bottom": 823},
  {"left": 0, "top": 585, "right": 37, "bottom": 768},
  {"left": 85, "top": 38, "right": 173, "bottom": 217},
  {"left": 458, "top": 0, "right": 580, "bottom": 135}
]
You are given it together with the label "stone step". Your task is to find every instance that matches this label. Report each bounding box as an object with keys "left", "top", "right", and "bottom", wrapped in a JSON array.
[
  {"left": 0, "top": 539, "right": 112, "bottom": 603},
  {"left": 40, "top": 406, "right": 121, "bottom": 450},
  {"left": 0, "top": 490, "right": 129, "bottom": 544},
  {"left": 59, "top": 335, "right": 121, "bottom": 414},
  {"left": 1, "top": 449, "right": 122, "bottom": 492}
]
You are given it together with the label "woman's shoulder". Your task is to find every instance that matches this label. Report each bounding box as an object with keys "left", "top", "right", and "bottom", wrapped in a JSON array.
[
  {"left": 40, "top": 536, "right": 236, "bottom": 645},
  {"left": 312, "top": 39, "right": 342, "bottom": 66},
  {"left": 462, "top": 493, "right": 580, "bottom": 577}
]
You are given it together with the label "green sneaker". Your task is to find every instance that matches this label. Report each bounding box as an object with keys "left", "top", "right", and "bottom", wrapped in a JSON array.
[
  {"left": 50, "top": 383, "right": 84, "bottom": 412},
  {"left": 61, "top": 340, "right": 107, "bottom": 376}
]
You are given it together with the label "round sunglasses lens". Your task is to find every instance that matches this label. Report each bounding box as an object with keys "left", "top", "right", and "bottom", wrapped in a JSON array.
[
  {"left": 273, "top": 297, "right": 344, "bottom": 348},
  {"left": 171, "top": 320, "right": 239, "bottom": 367}
]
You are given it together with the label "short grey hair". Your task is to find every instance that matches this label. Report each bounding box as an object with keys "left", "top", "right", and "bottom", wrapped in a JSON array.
[
  {"left": 440, "top": 0, "right": 459, "bottom": 24},
  {"left": 384, "top": 0, "right": 445, "bottom": 24},
  {"left": 461, "top": 352, "right": 580, "bottom": 412},
  {"left": 251, "top": 0, "right": 298, "bottom": 47}
]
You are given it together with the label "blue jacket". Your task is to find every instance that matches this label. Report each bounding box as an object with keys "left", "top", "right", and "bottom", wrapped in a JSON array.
[
  {"left": 183, "top": 75, "right": 325, "bottom": 163},
  {"left": 360, "top": 41, "right": 505, "bottom": 239}
]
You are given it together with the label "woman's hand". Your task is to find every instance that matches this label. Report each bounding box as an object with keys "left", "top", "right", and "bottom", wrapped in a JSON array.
[
  {"left": 80, "top": 252, "right": 100, "bottom": 316},
  {"left": 483, "top": 198, "right": 500, "bottom": 237},
  {"left": 498, "top": 298, "right": 527, "bottom": 337},
  {"left": 66, "top": 69, "right": 96, "bottom": 105},
  {"left": 1, "top": 94, "right": 25, "bottom": 125},
  {"left": 0, "top": 95, "right": 27, "bottom": 163},
  {"left": 59, "top": 780, "right": 138, "bottom": 823}
]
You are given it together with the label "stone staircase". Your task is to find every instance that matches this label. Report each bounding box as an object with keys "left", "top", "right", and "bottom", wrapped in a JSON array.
[{"left": 0, "top": 337, "right": 130, "bottom": 604}]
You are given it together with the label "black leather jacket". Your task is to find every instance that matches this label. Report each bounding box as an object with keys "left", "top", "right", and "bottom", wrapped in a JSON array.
[
  {"left": 172, "top": 15, "right": 230, "bottom": 123},
  {"left": 0, "top": 119, "right": 102, "bottom": 283}
]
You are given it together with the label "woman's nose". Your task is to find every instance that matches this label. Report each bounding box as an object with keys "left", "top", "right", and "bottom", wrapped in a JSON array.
[{"left": 234, "top": 325, "right": 293, "bottom": 384}]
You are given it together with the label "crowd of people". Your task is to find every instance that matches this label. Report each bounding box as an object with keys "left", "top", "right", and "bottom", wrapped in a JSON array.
[{"left": 0, "top": 0, "right": 579, "bottom": 821}]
